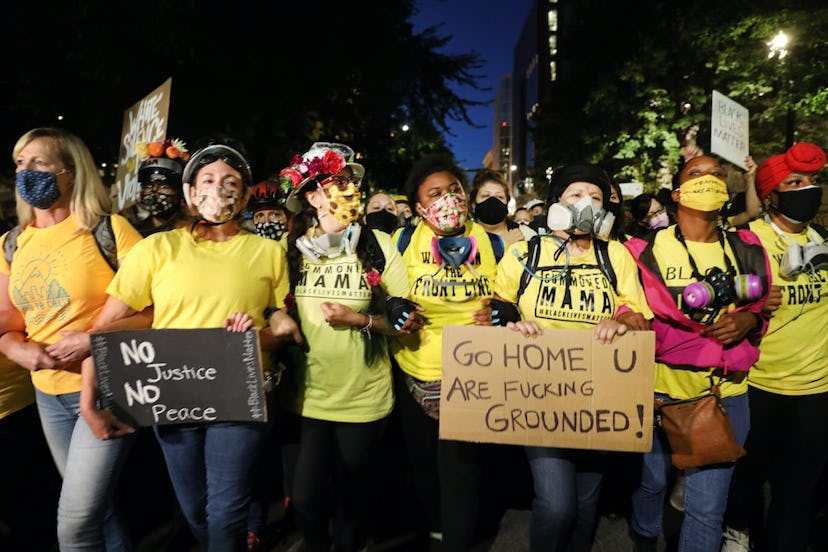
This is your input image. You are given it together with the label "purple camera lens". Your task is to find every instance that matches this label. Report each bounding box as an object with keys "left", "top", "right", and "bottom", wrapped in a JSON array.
[
  {"left": 734, "top": 274, "right": 762, "bottom": 301},
  {"left": 683, "top": 281, "right": 714, "bottom": 309}
]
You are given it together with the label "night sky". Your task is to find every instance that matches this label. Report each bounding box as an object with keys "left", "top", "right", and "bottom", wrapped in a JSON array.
[{"left": 412, "top": 0, "right": 534, "bottom": 171}]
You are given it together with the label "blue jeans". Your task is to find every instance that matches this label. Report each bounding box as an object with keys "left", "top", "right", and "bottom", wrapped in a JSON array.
[
  {"left": 525, "top": 446, "right": 604, "bottom": 552},
  {"left": 36, "top": 389, "right": 134, "bottom": 552},
  {"left": 631, "top": 393, "right": 750, "bottom": 552},
  {"left": 154, "top": 422, "right": 266, "bottom": 552}
]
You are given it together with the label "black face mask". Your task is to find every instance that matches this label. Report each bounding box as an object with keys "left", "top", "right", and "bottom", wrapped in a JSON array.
[
  {"left": 774, "top": 186, "right": 823, "bottom": 223},
  {"left": 473, "top": 197, "right": 508, "bottom": 225},
  {"left": 366, "top": 210, "right": 400, "bottom": 234}
]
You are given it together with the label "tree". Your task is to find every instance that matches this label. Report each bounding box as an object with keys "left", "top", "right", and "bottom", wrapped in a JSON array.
[
  {"left": 531, "top": 0, "right": 828, "bottom": 193},
  {"left": 0, "top": 0, "right": 485, "bottom": 193}
]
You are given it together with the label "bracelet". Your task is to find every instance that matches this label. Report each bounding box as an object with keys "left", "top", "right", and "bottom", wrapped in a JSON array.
[{"left": 359, "top": 314, "right": 373, "bottom": 336}]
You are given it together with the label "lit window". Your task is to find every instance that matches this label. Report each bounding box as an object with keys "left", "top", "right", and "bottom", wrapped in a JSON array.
[
  {"left": 550, "top": 61, "right": 557, "bottom": 81},
  {"left": 548, "top": 35, "right": 557, "bottom": 56},
  {"left": 547, "top": 9, "right": 557, "bottom": 32}
]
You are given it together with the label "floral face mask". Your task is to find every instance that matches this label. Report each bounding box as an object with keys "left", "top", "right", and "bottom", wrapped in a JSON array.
[
  {"left": 420, "top": 192, "right": 467, "bottom": 233},
  {"left": 196, "top": 184, "right": 241, "bottom": 223}
]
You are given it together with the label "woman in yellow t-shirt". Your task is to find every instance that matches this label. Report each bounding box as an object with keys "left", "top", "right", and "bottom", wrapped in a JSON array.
[
  {"left": 494, "top": 164, "right": 653, "bottom": 552},
  {"left": 723, "top": 142, "right": 828, "bottom": 551},
  {"left": 0, "top": 128, "right": 142, "bottom": 549},
  {"left": 392, "top": 153, "right": 501, "bottom": 550},
  {"left": 626, "top": 155, "right": 770, "bottom": 551},
  {"left": 277, "top": 142, "right": 419, "bottom": 552},
  {"left": 82, "top": 136, "right": 299, "bottom": 551}
]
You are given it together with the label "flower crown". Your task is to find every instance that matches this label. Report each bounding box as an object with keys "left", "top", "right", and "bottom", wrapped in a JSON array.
[
  {"left": 278, "top": 150, "right": 347, "bottom": 193},
  {"left": 135, "top": 139, "right": 190, "bottom": 162}
]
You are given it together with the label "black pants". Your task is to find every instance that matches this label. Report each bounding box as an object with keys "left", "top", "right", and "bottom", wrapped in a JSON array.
[
  {"left": 725, "top": 386, "right": 828, "bottom": 551},
  {"left": 394, "top": 368, "right": 487, "bottom": 551},
  {"left": 292, "top": 415, "right": 387, "bottom": 552}
]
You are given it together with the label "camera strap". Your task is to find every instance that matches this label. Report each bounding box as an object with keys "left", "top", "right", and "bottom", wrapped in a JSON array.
[{"left": 674, "top": 226, "right": 735, "bottom": 280}]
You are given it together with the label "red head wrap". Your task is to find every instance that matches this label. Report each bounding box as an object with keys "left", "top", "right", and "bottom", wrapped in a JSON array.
[{"left": 755, "top": 142, "right": 826, "bottom": 200}]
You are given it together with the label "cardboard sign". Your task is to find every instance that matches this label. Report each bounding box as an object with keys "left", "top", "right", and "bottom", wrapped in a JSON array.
[
  {"left": 710, "top": 90, "right": 749, "bottom": 169},
  {"left": 91, "top": 328, "right": 266, "bottom": 427},
  {"left": 111, "top": 78, "right": 172, "bottom": 212},
  {"left": 439, "top": 326, "right": 655, "bottom": 452}
]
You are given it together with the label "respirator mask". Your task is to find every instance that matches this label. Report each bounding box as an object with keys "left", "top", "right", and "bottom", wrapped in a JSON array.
[
  {"left": 777, "top": 225, "right": 828, "bottom": 279},
  {"left": 546, "top": 195, "right": 615, "bottom": 240}
]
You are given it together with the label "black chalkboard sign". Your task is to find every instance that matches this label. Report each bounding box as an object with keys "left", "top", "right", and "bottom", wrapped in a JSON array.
[{"left": 91, "top": 328, "right": 267, "bottom": 426}]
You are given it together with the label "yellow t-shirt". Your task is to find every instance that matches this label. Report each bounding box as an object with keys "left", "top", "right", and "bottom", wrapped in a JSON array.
[
  {"left": 107, "top": 228, "right": 288, "bottom": 329},
  {"left": 494, "top": 237, "right": 653, "bottom": 328},
  {"left": 747, "top": 219, "right": 828, "bottom": 395},
  {"left": 392, "top": 222, "right": 499, "bottom": 381},
  {"left": 285, "top": 229, "right": 409, "bottom": 422},
  {"left": 0, "top": 214, "right": 142, "bottom": 395},
  {"left": 0, "top": 354, "right": 34, "bottom": 419},
  {"left": 650, "top": 228, "right": 748, "bottom": 399}
]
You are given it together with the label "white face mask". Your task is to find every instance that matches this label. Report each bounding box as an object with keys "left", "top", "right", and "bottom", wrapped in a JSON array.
[
  {"left": 546, "top": 195, "right": 615, "bottom": 239},
  {"left": 648, "top": 211, "right": 669, "bottom": 230}
]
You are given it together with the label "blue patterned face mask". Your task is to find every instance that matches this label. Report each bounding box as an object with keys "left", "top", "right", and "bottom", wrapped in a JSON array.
[{"left": 15, "top": 169, "right": 64, "bottom": 209}]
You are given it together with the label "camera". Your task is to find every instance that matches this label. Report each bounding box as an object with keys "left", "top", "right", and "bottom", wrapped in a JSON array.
[
  {"left": 682, "top": 267, "right": 762, "bottom": 309},
  {"left": 780, "top": 241, "right": 828, "bottom": 279}
]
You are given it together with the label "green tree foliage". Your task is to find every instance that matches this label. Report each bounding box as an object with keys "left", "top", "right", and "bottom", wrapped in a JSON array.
[
  {"left": 0, "top": 0, "right": 485, "bottom": 192},
  {"left": 531, "top": 0, "right": 828, "bottom": 192}
]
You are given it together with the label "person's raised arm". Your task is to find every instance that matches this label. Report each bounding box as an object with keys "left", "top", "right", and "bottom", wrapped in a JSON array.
[{"left": 728, "top": 155, "right": 760, "bottom": 227}]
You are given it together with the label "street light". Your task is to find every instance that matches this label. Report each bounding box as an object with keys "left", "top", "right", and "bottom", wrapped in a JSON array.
[
  {"left": 767, "top": 31, "right": 789, "bottom": 60},
  {"left": 768, "top": 30, "right": 795, "bottom": 147}
]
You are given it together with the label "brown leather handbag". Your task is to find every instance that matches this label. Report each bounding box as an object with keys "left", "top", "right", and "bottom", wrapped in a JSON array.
[{"left": 655, "top": 383, "right": 746, "bottom": 469}]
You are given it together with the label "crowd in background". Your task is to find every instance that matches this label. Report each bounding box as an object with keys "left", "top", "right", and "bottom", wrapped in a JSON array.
[{"left": 1, "top": 127, "right": 827, "bottom": 552}]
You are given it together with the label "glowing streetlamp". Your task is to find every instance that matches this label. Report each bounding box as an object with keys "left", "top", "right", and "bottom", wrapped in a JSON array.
[
  {"left": 768, "top": 30, "right": 794, "bottom": 147},
  {"left": 767, "top": 31, "right": 789, "bottom": 60}
]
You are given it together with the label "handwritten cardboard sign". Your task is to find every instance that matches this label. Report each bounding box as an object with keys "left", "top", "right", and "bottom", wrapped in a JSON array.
[
  {"left": 439, "top": 326, "right": 655, "bottom": 452},
  {"left": 710, "top": 90, "right": 749, "bottom": 169},
  {"left": 111, "top": 78, "right": 172, "bottom": 212},
  {"left": 91, "top": 328, "right": 266, "bottom": 427}
]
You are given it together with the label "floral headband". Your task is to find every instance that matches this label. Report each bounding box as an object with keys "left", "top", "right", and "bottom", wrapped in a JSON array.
[
  {"left": 278, "top": 149, "right": 348, "bottom": 193},
  {"left": 135, "top": 139, "right": 190, "bottom": 162}
]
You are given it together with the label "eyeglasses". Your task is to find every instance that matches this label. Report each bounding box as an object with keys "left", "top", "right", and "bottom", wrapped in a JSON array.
[
  {"left": 647, "top": 207, "right": 666, "bottom": 219},
  {"left": 319, "top": 175, "right": 361, "bottom": 191}
]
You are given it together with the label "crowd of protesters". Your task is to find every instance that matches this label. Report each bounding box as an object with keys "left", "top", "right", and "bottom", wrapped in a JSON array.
[{"left": 1, "top": 127, "right": 827, "bottom": 552}]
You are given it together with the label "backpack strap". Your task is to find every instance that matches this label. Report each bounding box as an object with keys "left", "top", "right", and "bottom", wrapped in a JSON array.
[
  {"left": 593, "top": 238, "right": 618, "bottom": 294},
  {"left": 93, "top": 216, "right": 119, "bottom": 273},
  {"left": 516, "top": 234, "right": 542, "bottom": 302},
  {"left": 486, "top": 232, "right": 504, "bottom": 263},
  {"left": 3, "top": 225, "right": 22, "bottom": 266},
  {"left": 810, "top": 223, "right": 828, "bottom": 241},
  {"left": 396, "top": 225, "right": 416, "bottom": 255},
  {"left": 3, "top": 217, "right": 118, "bottom": 272}
]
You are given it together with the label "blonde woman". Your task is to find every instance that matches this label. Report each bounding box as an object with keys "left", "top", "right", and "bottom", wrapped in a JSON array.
[{"left": 0, "top": 128, "right": 143, "bottom": 549}]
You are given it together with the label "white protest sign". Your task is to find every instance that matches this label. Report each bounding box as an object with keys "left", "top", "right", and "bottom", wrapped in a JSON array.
[
  {"left": 710, "top": 90, "right": 749, "bottom": 169},
  {"left": 618, "top": 182, "right": 644, "bottom": 199}
]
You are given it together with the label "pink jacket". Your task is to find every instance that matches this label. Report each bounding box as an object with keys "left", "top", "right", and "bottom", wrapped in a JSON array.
[{"left": 625, "top": 228, "right": 771, "bottom": 373}]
